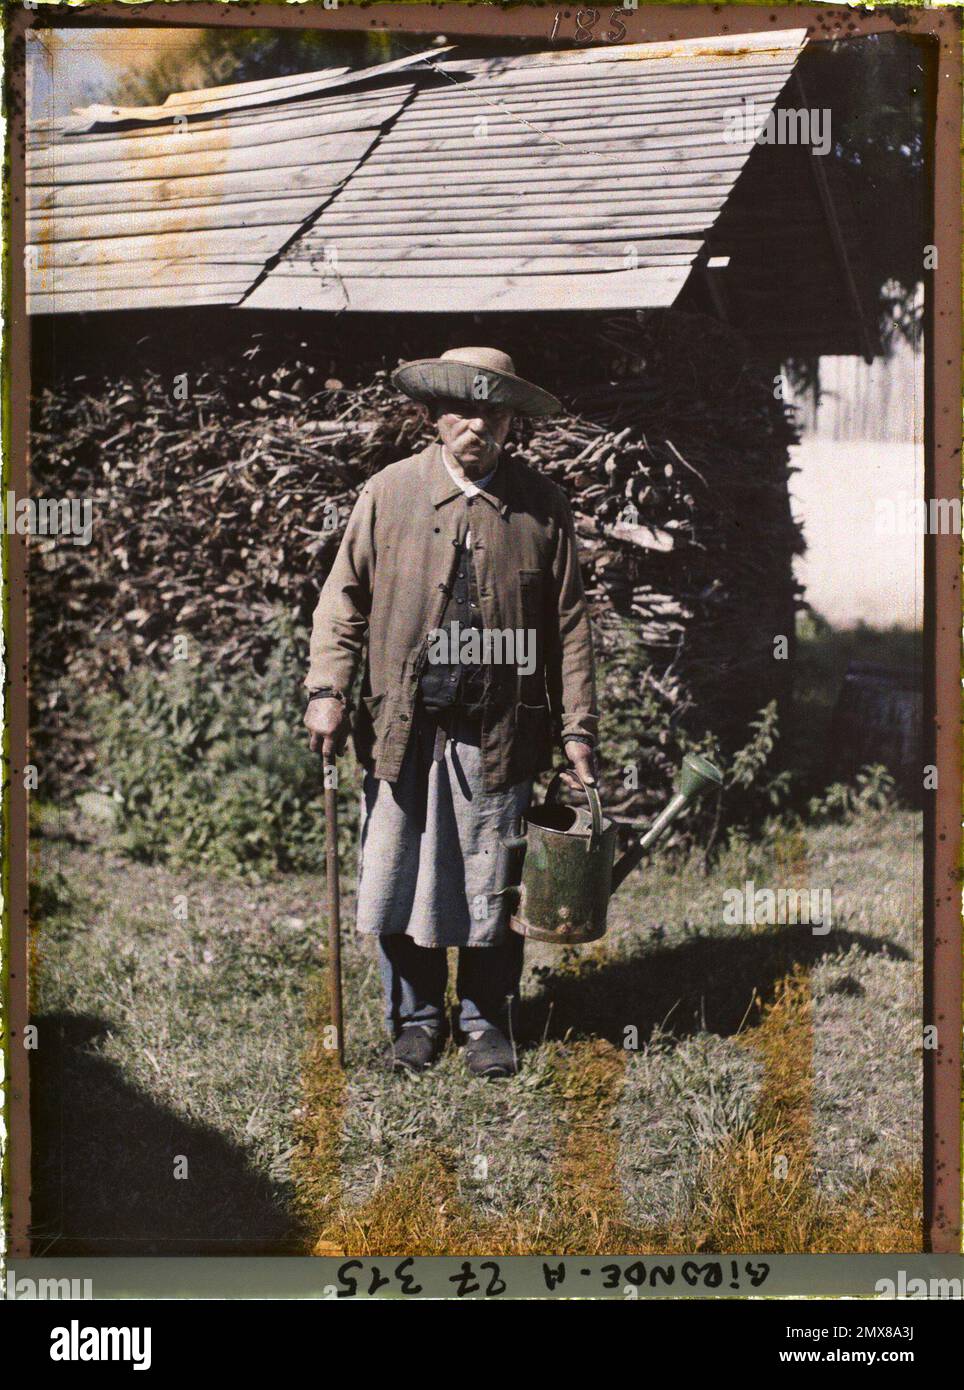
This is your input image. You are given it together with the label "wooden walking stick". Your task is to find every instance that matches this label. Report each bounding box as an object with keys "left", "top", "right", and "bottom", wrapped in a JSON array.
[{"left": 324, "top": 759, "right": 345, "bottom": 1068}]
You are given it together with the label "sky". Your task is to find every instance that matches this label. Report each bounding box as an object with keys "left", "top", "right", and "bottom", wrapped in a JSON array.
[{"left": 27, "top": 28, "right": 208, "bottom": 119}]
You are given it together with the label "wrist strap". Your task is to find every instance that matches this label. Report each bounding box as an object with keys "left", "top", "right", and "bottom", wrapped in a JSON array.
[{"left": 307, "top": 687, "right": 346, "bottom": 706}]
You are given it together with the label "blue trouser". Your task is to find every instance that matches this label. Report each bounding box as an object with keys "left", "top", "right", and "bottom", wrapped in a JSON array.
[{"left": 378, "top": 932, "right": 524, "bottom": 1038}]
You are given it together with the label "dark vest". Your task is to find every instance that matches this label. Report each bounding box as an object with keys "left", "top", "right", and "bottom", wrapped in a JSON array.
[{"left": 419, "top": 533, "right": 490, "bottom": 715}]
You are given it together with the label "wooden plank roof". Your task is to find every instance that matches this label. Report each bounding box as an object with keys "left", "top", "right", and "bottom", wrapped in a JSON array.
[{"left": 27, "top": 30, "right": 807, "bottom": 316}]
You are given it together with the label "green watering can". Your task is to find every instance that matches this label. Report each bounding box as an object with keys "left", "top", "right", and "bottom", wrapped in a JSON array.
[{"left": 502, "top": 753, "right": 723, "bottom": 945}]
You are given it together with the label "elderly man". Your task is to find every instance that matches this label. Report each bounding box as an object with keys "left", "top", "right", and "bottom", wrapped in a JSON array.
[{"left": 304, "top": 347, "right": 598, "bottom": 1077}]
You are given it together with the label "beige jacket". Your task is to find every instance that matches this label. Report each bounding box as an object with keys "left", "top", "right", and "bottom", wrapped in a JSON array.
[{"left": 305, "top": 441, "right": 597, "bottom": 791}]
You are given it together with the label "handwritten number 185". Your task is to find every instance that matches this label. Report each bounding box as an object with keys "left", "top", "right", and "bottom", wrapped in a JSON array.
[{"left": 550, "top": 9, "right": 631, "bottom": 45}]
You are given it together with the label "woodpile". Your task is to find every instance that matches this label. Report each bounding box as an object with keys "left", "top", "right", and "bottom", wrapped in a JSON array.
[
  {"left": 520, "top": 312, "right": 804, "bottom": 752},
  {"left": 30, "top": 307, "right": 802, "bottom": 810}
]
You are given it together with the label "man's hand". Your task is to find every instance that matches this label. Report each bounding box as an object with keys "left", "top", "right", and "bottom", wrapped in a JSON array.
[
  {"left": 563, "top": 739, "right": 598, "bottom": 788},
  {"left": 305, "top": 697, "right": 350, "bottom": 762}
]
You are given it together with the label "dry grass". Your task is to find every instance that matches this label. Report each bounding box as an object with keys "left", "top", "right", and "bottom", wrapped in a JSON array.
[
  {"left": 657, "top": 971, "right": 920, "bottom": 1254},
  {"left": 295, "top": 969, "right": 921, "bottom": 1257},
  {"left": 31, "top": 805, "right": 923, "bottom": 1256},
  {"left": 291, "top": 973, "right": 348, "bottom": 1253},
  {"left": 548, "top": 1040, "right": 629, "bottom": 1250},
  {"left": 296, "top": 1038, "right": 625, "bottom": 1257}
]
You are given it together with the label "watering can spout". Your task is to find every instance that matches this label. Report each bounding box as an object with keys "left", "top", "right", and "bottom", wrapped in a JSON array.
[{"left": 609, "top": 753, "right": 723, "bottom": 893}]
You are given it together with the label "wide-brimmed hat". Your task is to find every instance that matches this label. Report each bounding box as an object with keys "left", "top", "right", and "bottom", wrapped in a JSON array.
[{"left": 391, "top": 347, "right": 561, "bottom": 418}]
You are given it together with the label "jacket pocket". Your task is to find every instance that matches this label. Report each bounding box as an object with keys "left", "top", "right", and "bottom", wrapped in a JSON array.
[
  {"left": 518, "top": 569, "right": 546, "bottom": 699},
  {"left": 363, "top": 691, "right": 386, "bottom": 720},
  {"left": 354, "top": 692, "right": 386, "bottom": 767},
  {"left": 519, "top": 569, "right": 544, "bottom": 624},
  {"left": 512, "top": 700, "right": 554, "bottom": 779}
]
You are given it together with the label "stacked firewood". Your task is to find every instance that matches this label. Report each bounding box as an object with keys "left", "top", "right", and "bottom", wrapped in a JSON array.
[
  {"left": 29, "top": 308, "right": 802, "bottom": 800},
  {"left": 521, "top": 312, "right": 803, "bottom": 747}
]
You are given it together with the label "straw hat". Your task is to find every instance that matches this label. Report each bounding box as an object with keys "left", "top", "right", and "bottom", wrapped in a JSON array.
[{"left": 391, "top": 347, "right": 561, "bottom": 418}]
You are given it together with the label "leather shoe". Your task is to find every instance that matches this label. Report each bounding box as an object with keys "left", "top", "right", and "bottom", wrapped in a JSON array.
[
  {"left": 387, "top": 1025, "right": 443, "bottom": 1074},
  {"left": 464, "top": 1028, "right": 518, "bottom": 1078}
]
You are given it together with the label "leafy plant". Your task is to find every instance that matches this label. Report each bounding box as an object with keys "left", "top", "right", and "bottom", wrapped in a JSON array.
[
  {"left": 807, "top": 764, "right": 898, "bottom": 824},
  {"left": 89, "top": 616, "right": 360, "bottom": 876},
  {"left": 595, "top": 616, "right": 797, "bottom": 860}
]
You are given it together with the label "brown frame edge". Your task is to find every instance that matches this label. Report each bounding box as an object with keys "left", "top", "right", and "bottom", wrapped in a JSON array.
[{"left": 2, "top": 0, "right": 961, "bottom": 1260}]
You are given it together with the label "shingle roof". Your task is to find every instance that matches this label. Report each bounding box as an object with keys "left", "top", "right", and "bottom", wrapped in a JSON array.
[{"left": 27, "top": 30, "right": 806, "bottom": 315}]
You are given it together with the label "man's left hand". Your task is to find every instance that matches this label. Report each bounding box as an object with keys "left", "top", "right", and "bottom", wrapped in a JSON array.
[{"left": 563, "top": 739, "right": 598, "bottom": 788}]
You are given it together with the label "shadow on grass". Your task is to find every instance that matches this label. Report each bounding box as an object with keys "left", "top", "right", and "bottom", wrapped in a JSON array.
[
  {"left": 520, "top": 925, "right": 910, "bottom": 1049},
  {"left": 30, "top": 1013, "right": 304, "bottom": 1255}
]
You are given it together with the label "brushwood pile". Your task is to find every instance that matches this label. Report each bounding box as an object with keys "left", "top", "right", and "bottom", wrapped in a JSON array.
[{"left": 30, "top": 307, "right": 803, "bottom": 825}]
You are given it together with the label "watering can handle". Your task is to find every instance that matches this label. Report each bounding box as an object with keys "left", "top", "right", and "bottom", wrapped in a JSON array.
[{"left": 544, "top": 768, "right": 604, "bottom": 853}]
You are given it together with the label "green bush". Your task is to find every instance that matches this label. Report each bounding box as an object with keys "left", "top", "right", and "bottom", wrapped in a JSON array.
[
  {"left": 594, "top": 614, "right": 795, "bottom": 853},
  {"left": 90, "top": 623, "right": 360, "bottom": 876},
  {"left": 88, "top": 603, "right": 909, "bottom": 878},
  {"left": 806, "top": 763, "right": 898, "bottom": 823}
]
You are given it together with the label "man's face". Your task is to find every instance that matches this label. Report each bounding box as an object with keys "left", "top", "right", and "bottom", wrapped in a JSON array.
[{"left": 432, "top": 398, "right": 514, "bottom": 475}]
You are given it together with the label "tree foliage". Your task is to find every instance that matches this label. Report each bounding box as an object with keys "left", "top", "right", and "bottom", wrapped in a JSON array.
[
  {"left": 800, "top": 34, "right": 926, "bottom": 352},
  {"left": 107, "top": 27, "right": 407, "bottom": 107}
]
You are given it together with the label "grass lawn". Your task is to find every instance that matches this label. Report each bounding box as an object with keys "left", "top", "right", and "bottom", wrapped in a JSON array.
[{"left": 30, "top": 801, "right": 922, "bottom": 1255}]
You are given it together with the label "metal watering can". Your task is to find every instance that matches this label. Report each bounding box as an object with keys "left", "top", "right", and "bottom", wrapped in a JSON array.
[{"left": 501, "top": 753, "right": 723, "bottom": 945}]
